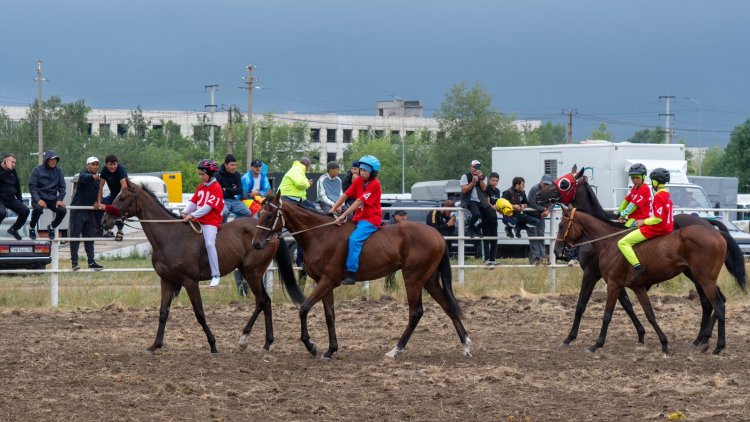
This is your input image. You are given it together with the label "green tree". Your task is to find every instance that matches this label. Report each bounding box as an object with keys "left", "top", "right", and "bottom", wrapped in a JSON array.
[
  {"left": 432, "top": 82, "right": 522, "bottom": 180},
  {"left": 589, "top": 123, "right": 614, "bottom": 141},
  {"left": 344, "top": 135, "right": 401, "bottom": 192},
  {"left": 628, "top": 127, "right": 665, "bottom": 144},
  {"left": 525, "top": 121, "right": 566, "bottom": 145},
  {"left": 724, "top": 118, "right": 750, "bottom": 192},
  {"left": 699, "top": 146, "right": 727, "bottom": 177}
]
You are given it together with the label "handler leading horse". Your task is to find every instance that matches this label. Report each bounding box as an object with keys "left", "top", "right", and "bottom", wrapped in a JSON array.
[
  {"left": 252, "top": 191, "right": 471, "bottom": 360},
  {"left": 102, "top": 180, "right": 304, "bottom": 354}
]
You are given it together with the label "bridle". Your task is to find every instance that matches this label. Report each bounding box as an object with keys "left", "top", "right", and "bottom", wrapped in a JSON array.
[
  {"left": 256, "top": 197, "right": 341, "bottom": 240},
  {"left": 556, "top": 207, "right": 577, "bottom": 247}
]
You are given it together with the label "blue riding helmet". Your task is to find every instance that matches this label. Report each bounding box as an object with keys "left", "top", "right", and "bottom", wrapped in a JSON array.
[{"left": 358, "top": 155, "right": 381, "bottom": 173}]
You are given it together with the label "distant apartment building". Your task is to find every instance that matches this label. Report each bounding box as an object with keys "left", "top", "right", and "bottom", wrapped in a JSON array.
[{"left": 1, "top": 102, "right": 540, "bottom": 164}]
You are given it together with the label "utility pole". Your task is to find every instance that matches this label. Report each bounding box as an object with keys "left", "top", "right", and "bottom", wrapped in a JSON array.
[
  {"left": 240, "top": 66, "right": 261, "bottom": 167},
  {"left": 35, "top": 59, "right": 48, "bottom": 165},
  {"left": 562, "top": 109, "right": 577, "bottom": 144},
  {"left": 205, "top": 84, "right": 218, "bottom": 158},
  {"left": 226, "top": 105, "right": 234, "bottom": 155},
  {"left": 659, "top": 96, "right": 675, "bottom": 144}
]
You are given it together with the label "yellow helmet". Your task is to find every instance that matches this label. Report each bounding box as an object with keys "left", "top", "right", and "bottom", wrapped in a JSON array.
[{"left": 495, "top": 198, "right": 513, "bottom": 216}]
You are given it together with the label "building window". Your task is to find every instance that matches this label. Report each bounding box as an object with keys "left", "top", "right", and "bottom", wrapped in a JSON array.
[
  {"left": 86, "top": 123, "right": 93, "bottom": 135},
  {"left": 326, "top": 128, "right": 336, "bottom": 142},
  {"left": 327, "top": 152, "right": 337, "bottom": 163},
  {"left": 544, "top": 159, "right": 558, "bottom": 179},
  {"left": 343, "top": 129, "right": 352, "bottom": 143},
  {"left": 117, "top": 124, "right": 128, "bottom": 136},
  {"left": 374, "top": 130, "right": 384, "bottom": 138},
  {"left": 310, "top": 128, "right": 320, "bottom": 143},
  {"left": 378, "top": 108, "right": 384, "bottom": 117}
]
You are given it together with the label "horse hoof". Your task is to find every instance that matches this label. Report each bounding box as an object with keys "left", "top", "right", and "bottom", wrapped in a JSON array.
[
  {"left": 463, "top": 350, "right": 473, "bottom": 358},
  {"left": 238, "top": 335, "right": 249, "bottom": 351},
  {"left": 587, "top": 347, "right": 598, "bottom": 353},
  {"left": 712, "top": 348, "right": 723, "bottom": 355},
  {"left": 309, "top": 343, "right": 318, "bottom": 357},
  {"left": 211, "top": 351, "right": 219, "bottom": 357},
  {"left": 144, "top": 348, "right": 156, "bottom": 355},
  {"left": 259, "top": 347, "right": 270, "bottom": 354},
  {"left": 701, "top": 344, "right": 710, "bottom": 354},
  {"left": 385, "top": 346, "right": 404, "bottom": 359}
]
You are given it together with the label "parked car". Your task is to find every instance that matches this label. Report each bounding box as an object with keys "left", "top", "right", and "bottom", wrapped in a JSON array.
[{"left": 0, "top": 211, "right": 51, "bottom": 270}]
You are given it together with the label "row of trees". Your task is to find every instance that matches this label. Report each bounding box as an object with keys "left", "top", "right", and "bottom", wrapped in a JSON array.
[{"left": 2, "top": 84, "right": 749, "bottom": 192}]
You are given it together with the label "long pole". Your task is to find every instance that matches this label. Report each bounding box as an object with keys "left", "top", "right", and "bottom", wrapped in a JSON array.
[
  {"left": 205, "top": 84, "right": 218, "bottom": 158},
  {"left": 227, "top": 106, "right": 234, "bottom": 154},
  {"left": 401, "top": 101, "right": 405, "bottom": 194},
  {"left": 245, "top": 65, "right": 256, "bottom": 166},
  {"left": 36, "top": 60, "right": 44, "bottom": 165}
]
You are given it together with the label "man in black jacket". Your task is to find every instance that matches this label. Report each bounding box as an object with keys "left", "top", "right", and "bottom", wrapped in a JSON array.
[
  {"left": 218, "top": 154, "right": 250, "bottom": 223},
  {"left": 0, "top": 153, "right": 29, "bottom": 240},
  {"left": 69, "top": 157, "right": 104, "bottom": 270},
  {"left": 501, "top": 176, "right": 539, "bottom": 239},
  {"left": 28, "top": 150, "right": 66, "bottom": 240}
]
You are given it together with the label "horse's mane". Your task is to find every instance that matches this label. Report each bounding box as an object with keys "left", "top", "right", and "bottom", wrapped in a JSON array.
[
  {"left": 139, "top": 184, "right": 180, "bottom": 220},
  {"left": 577, "top": 180, "right": 624, "bottom": 229}
]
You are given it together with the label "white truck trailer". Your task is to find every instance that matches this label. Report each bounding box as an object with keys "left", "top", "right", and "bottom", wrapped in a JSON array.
[{"left": 491, "top": 141, "right": 712, "bottom": 211}]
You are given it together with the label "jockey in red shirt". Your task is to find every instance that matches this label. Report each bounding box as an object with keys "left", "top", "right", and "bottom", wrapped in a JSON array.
[
  {"left": 181, "top": 159, "right": 224, "bottom": 287},
  {"left": 617, "top": 168, "right": 674, "bottom": 280},
  {"left": 617, "top": 163, "right": 653, "bottom": 227},
  {"left": 331, "top": 155, "right": 382, "bottom": 285}
]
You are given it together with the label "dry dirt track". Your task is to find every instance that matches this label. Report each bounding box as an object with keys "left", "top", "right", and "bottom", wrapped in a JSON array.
[{"left": 2, "top": 293, "right": 750, "bottom": 421}]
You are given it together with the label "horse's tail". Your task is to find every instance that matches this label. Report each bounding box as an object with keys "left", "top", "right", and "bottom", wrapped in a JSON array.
[
  {"left": 438, "top": 248, "right": 463, "bottom": 318},
  {"left": 274, "top": 239, "right": 306, "bottom": 305},
  {"left": 716, "top": 229, "right": 747, "bottom": 292}
]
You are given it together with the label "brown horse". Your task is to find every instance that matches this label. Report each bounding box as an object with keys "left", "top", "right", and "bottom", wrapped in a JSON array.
[
  {"left": 102, "top": 180, "right": 304, "bottom": 354},
  {"left": 251, "top": 191, "right": 470, "bottom": 360},
  {"left": 557, "top": 205, "right": 744, "bottom": 354},
  {"left": 536, "top": 168, "right": 746, "bottom": 347}
]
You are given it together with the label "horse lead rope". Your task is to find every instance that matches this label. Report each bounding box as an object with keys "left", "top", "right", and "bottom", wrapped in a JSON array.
[
  {"left": 126, "top": 219, "right": 203, "bottom": 233},
  {"left": 571, "top": 227, "right": 636, "bottom": 246}
]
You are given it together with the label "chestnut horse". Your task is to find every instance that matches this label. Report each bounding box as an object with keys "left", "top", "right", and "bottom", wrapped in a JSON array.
[
  {"left": 558, "top": 205, "right": 744, "bottom": 354},
  {"left": 536, "top": 168, "right": 746, "bottom": 348},
  {"left": 102, "top": 181, "right": 304, "bottom": 354},
  {"left": 251, "top": 191, "right": 470, "bottom": 360}
]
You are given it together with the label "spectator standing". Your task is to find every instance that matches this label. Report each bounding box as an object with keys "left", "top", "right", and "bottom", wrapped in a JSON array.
[
  {"left": 427, "top": 199, "right": 457, "bottom": 253},
  {"left": 501, "top": 176, "right": 539, "bottom": 239},
  {"left": 482, "top": 172, "right": 502, "bottom": 265},
  {"left": 341, "top": 160, "right": 360, "bottom": 211},
  {"left": 181, "top": 159, "right": 224, "bottom": 288},
  {"left": 241, "top": 159, "right": 271, "bottom": 204},
  {"left": 278, "top": 157, "right": 316, "bottom": 277},
  {"left": 69, "top": 157, "right": 104, "bottom": 271},
  {"left": 317, "top": 161, "right": 342, "bottom": 214},
  {"left": 96, "top": 154, "right": 128, "bottom": 241},
  {"left": 28, "top": 150, "right": 66, "bottom": 240},
  {"left": 218, "top": 154, "right": 250, "bottom": 223},
  {"left": 0, "top": 153, "right": 29, "bottom": 240},
  {"left": 526, "top": 174, "right": 553, "bottom": 265},
  {"left": 459, "top": 160, "right": 488, "bottom": 238}
]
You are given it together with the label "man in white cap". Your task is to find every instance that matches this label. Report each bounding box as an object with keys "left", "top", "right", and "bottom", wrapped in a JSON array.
[
  {"left": 460, "top": 159, "right": 489, "bottom": 243},
  {"left": 69, "top": 157, "right": 104, "bottom": 270}
]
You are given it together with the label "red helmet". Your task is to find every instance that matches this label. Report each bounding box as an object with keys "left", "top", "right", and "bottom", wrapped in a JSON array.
[{"left": 197, "top": 159, "right": 219, "bottom": 176}]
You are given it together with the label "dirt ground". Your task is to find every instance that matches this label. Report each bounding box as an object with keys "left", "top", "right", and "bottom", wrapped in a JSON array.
[{"left": 2, "top": 292, "right": 750, "bottom": 421}]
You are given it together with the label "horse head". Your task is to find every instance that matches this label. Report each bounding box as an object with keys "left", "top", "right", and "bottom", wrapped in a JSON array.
[
  {"left": 253, "top": 190, "right": 284, "bottom": 250},
  {"left": 102, "top": 179, "right": 141, "bottom": 230},
  {"left": 536, "top": 166, "right": 587, "bottom": 206},
  {"left": 553, "top": 204, "right": 585, "bottom": 258}
]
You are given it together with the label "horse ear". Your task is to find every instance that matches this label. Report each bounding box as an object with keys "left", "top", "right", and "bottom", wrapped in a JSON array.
[
  {"left": 125, "top": 178, "right": 133, "bottom": 188},
  {"left": 273, "top": 189, "right": 281, "bottom": 201},
  {"left": 575, "top": 166, "right": 585, "bottom": 180},
  {"left": 571, "top": 164, "right": 577, "bottom": 173}
]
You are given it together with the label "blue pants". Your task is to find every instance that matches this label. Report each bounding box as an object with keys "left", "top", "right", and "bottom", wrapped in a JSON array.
[
  {"left": 346, "top": 220, "right": 378, "bottom": 273},
  {"left": 222, "top": 198, "right": 251, "bottom": 223}
]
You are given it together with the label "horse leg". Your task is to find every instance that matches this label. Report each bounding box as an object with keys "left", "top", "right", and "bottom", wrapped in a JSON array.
[
  {"left": 298, "top": 280, "right": 335, "bottom": 357},
  {"left": 239, "top": 274, "right": 274, "bottom": 353},
  {"left": 590, "top": 282, "right": 621, "bottom": 353},
  {"left": 689, "top": 283, "right": 714, "bottom": 346},
  {"left": 386, "top": 277, "right": 425, "bottom": 359},
  {"left": 698, "top": 285, "right": 726, "bottom": 355},
  {"left": 423, "top": 273, "right": 471, "bottom": 356},
  {"left": 321, "top": 291, "right": 339, "bottom": 360},
  {"left": 631, "top": 287, "right": 669, "bottom": 354},
  {"left": 147, "top": 279, "right": 176, "bottom": 354},
  {"left": 183, "top": 281, "right": 218, "bottom": 354}
]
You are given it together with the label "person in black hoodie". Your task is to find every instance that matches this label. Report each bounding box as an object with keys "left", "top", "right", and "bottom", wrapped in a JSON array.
[
  {"left": 0, "top": 153, "right": 29, "bottom": 240},
  {"left": 28, "top": 150, "right": 67, "bottom": 240},
  {"left": 501, "top": 176, "right": 539, "bottom": 239},
  {"left": 217, "top": 154, "right": 250, "bottom": 223},
  {"left": 69, "top": 157, "right": 104, "bottom": 271}
]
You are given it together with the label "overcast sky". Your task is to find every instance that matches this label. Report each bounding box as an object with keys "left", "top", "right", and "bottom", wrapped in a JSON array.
[{"left": 2, "top": 0, "right": 749, "bottom": 148}]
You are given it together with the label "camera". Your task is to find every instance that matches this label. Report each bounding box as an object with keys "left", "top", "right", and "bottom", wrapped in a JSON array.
[{"left": 450, "top": 211, "right": 458, "bottom": 220}]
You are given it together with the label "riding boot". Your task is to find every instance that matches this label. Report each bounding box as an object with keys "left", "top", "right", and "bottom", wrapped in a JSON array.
[
  {"left": 630, "top": 264, "right": 647, "bottom": 282},
  {"left": 341, "top": 272, "right": 357, "bottom": 285}
]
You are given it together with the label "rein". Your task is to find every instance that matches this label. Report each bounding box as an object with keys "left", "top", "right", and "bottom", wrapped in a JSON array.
[
  {"left": 558, "top": 207, "right": 637, "bottom": 247},
  {"left": 257, "top": 198, "right": 339, "bottom": 237}
]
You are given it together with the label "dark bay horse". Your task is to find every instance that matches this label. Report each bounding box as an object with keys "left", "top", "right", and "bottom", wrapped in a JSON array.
[
  {"left": 536, "top": 168, "right": 746, "bottom": 347},
  {"left": 558, "top": 205, "right": 743, "bottom": 354},
  {"left": 252, "top": 191, "right": 470, "bottom": 360},
  {"left": 102, "top": 180, "right": 304, "bottom": 354}
]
